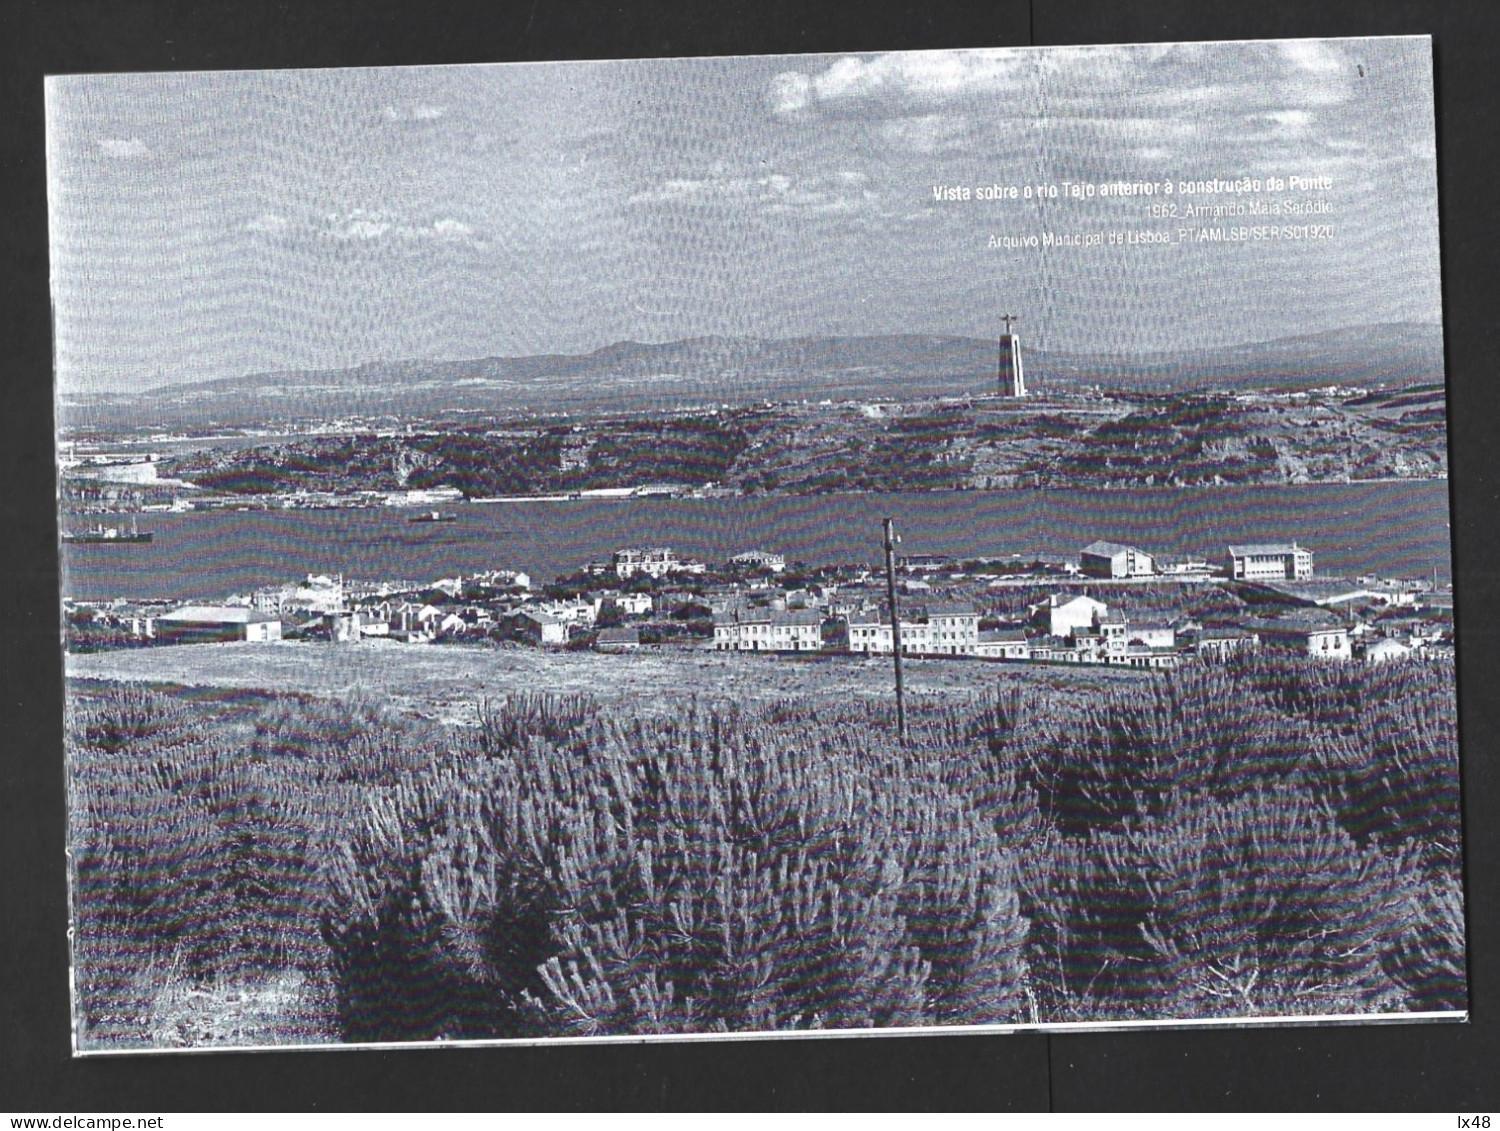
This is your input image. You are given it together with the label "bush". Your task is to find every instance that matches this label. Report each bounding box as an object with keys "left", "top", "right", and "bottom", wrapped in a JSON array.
[
  {"left": 321, "top": 698, "right": 1035, "bottom": 1039},
  {"left": 1029, "top": 787, "right": 1403, "bottom": 1019}
]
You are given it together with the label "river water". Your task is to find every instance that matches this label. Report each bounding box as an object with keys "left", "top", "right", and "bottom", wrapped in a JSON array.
[{"left": 60, "top": 481, "right": 1453, "bottom": 602}]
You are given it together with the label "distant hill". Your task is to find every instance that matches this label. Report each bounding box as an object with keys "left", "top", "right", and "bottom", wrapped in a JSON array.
[{"left": 60, "top": 323, "right": 1445, "bottom": 432}]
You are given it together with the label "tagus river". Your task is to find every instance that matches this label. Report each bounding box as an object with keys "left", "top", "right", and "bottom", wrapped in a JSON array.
[{"left": 61, "top": 481, "right": 1453, "bottom": 602}]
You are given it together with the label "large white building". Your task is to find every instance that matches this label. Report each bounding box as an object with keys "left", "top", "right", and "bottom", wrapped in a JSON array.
[
  {"left": 613, "top": 547, "right": 706, "bottom": 580},
  {"left": 843, "top": 605, "right": 982, "bottom": 656},
  {"left": 1229, "top": 543, "right": 1314, "bottom": 581},
  {"left": 156, "top": 605, "right": 283, "bottom": 643},
  {"left": 713, "top": 608, "right": 824, "bottom": 651},
  {"left": 1080, "top": 540, "right": 1156, "bottom": 579}
]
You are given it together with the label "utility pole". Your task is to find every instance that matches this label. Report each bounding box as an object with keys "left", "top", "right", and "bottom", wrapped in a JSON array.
[{"left": 883, "top": 516, "right": 907, "bottom": 744}]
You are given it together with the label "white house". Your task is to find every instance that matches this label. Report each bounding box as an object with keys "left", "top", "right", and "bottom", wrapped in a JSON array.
[
  {"left": 844, "top": 612, "right": 894, "bottom": 654},
  {"left": 293, "top": 574, "right": 346, "bottom": 614},
  {"left": 1250, "top": 615, "right": 1351, "bottom": 660},
  {"left": 1194, "top": 627, "right": 1259, "bottom": 659},
  {"left": 975, "top": 628, "right": 1031, "bottom": 659},
  {"left": 1123, "top": 644, "right": 1181, "bottom": 669},
  {"left": 1048, "top": 595, "right": 1109, "bottom": 638},
  {"left": 514, "top": 609, "right": 568, "bottom": 646},
  {"left": 614, "top": 547, "right": 680, "bottom": 579},
  {"left": 1364, "top": 637, "right": 1415, "bottom": 665},
  {"left": 539, "top": 599, "right": 597, "bottom": 626},
  {"left": 470, "top": 569, "right": 531, "bottom": 591},
  {"left": 596, "top": 591, "right": 653, "bottom": 617},
  {"left": 1071, "top": 608, "right": 1129, "bottom": 663},
  {"left": 1128, "top": 622, "right": 1177, "bottom": 649}
]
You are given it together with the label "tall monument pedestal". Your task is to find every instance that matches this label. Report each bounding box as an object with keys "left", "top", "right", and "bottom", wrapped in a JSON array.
[{"left": 999, "top": 331, "right": 1026, "bottom": 397}]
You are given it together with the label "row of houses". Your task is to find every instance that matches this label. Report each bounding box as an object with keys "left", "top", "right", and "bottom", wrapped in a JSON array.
[
  {"left": 707, "top": 591, "right": 1433, "bottom": 668},
  {"left": 893, "top": 540, "right": 1314, "bottom": 582},
  {"left": 132, "top": 577, "right": 1439, "bottom": 666},
  {"left": 88, "top": 536, "right": 1446, "bottom": 670},
  {"left": 711, "top": 597, "right": 1180, "bottom": 665}
]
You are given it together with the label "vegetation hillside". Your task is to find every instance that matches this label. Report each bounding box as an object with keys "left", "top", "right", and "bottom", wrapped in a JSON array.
[
  {"left": 153, "top": 388, "right": 1447, "bottom": 501},
  {"left": 65, "top": 654, "right": 1463, "bottom": 1047}
]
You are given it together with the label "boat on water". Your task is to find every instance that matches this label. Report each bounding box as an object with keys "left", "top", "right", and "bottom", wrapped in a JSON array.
[
  {"left": 408, "top": 510, "right": 458, "bottom": 523},
  {"left": 62, "top": 517, "right": 153, "bottom": 544}
]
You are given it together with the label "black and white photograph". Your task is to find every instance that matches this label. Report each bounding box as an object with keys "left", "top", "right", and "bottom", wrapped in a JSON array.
[{"left": 48, "top": 35, "right": 1465, "bottom": 1055}]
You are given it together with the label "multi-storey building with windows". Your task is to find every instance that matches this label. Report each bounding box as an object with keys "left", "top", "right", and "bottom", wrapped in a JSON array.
[{"left": 1228, "top": 542, "right": 1314, "bottom": 581}]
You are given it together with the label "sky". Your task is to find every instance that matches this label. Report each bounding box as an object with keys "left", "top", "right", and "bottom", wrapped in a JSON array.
[{"left": 46, "top": 37, "right": 1443, "bottom": 394}]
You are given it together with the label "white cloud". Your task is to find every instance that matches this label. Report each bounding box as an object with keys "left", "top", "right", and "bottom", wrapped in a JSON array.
[
  {"left": 96, "top": 137, "right": 151, "bottom": 159},
  {"left": 1066, "top": 116, "right": 1198, "bottom": 143},
  {"left": 1251, "top": 109, "right": 1314, "bottom": 133},
  {"left": 879, "top": 113, "right": 971, "bottom": 154},
  {"left": 1277, "top": 40, "right": 1346, "bottom": 75},
  {"left": 244, "top": 213, "right": 290, "bottom": 234},
  {"left": 382, "top": 103, "right": 446, "bottom": 122},
  {"left": 768, "top": 72, "right": 812, "bottom": 114},
  {"left": 432, "top": 218, "right": 474, "bottom": 240},
  {"left": 771, "top": 40, "right": 1364, "bottom": 132},
  {"left": 322, "top": 208, "right": 393, "bottom": 240},
  {"left": 631, "top": 170, "right": 878, "bottom": 218},
  {"left": 345, "top": 217, "right": 391, "bottom": 239},
  {"left": 311, "top": 209, "right": 486, "bottom": 246},
  {"left": 1034, "top": 45, "right": 1138, "bottom": 86},
  {"left": 771, "top": 49, "right": 1028, "bottom": 116}
]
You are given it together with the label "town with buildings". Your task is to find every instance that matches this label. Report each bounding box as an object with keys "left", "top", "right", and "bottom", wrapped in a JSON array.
[
  {"left": 65, "top": 534, "right": 1454, "bottom": 670},
  {"left": 62, "top": 327, "right": 1454, "bottom": 672}
]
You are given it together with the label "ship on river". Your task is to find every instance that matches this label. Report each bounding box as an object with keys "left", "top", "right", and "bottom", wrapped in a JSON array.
[
  {"left": 62, "top": 517, "right": 153, "bottom": 544},
  {"left": 408, "top": 510, "right": 458, "bottom": 523}
]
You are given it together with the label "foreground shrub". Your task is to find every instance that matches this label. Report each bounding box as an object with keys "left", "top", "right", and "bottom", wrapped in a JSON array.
[
  {"left": 66, "top": 652, "right": 1466, "bottom": 1046},
  {"left": 322, "top": 699, "right": 1036, "bottom": 1040},
  {"left": 1032, "top": 786, "right": 1403, "bottom": 1018}
]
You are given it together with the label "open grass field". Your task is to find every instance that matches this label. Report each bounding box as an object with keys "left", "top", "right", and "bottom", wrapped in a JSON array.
[{"left": 65, "top": 639, "right": 1151, "bottom": 724}]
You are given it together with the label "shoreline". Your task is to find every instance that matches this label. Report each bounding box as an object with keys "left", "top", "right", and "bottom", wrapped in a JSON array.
[{"left": 61, "top": 472, "right": 1452, "bottom": 517}]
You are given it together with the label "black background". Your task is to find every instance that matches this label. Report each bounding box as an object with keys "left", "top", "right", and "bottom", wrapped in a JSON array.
[{"left": 3, "top": 0, "right": 1497, "bottom": 1111}]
